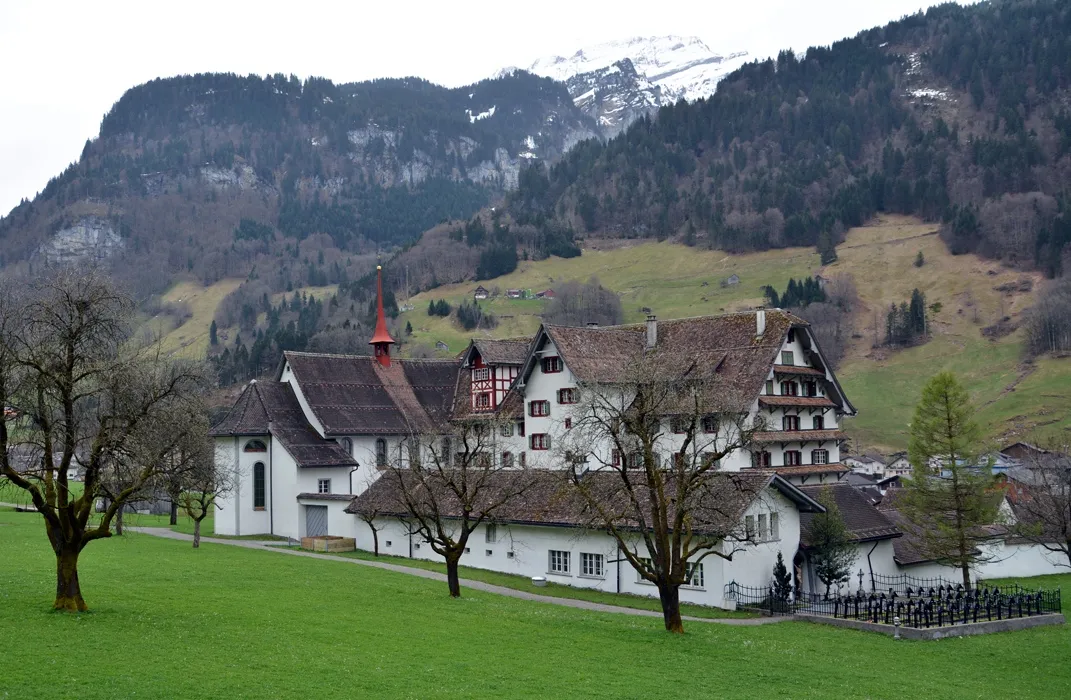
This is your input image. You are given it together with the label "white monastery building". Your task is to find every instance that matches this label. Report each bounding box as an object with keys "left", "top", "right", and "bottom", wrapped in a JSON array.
[{"left": 211, "top": 269, "right": 1065, "bottom": 609}]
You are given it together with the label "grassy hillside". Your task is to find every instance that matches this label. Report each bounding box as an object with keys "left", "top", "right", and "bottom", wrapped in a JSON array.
[
  {"left": 399, "top": 240, "right": 822, "bottom": 353},
  {"left": 399, "top": 215, "right": 1070, "bottom": 452},
  {"left": 152, "top": 215, "right": 1070, "bottom": 452}
]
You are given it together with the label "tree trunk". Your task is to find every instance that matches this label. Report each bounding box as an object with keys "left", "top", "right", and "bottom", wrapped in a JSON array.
[
  {"left": 960, "top": 560, "right": 971, "bottom": 589},
  {"left": 372, "top": 527, "right": 379, "bottom": 556},
  {"left": 658, "top": 582, "right": 685, "bottom": 634},
  {"left": 169, "top": 501, "right": 179, "bottom": 526},
  {"left": 193, "top": 518, "right": 202, "bottom": 549},
  {"left": 115, "top": 508, "right": 124, "bottom": 536},
  {"left": 446, "top": 555, "right": 461, "bottom": 598},
  {"left": 54, "top": 546, "right": 87, "bottom": 612}
]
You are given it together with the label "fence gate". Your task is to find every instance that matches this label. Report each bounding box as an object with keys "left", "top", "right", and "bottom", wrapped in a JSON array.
[{"left": 305, "top": 505, "right": 328, "bottom": 537}]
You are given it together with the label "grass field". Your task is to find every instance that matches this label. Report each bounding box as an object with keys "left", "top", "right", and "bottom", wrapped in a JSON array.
[
  {"left": 0, "top": 508, "right": 1068, "bottom": 699},
  {"left": 281, "top": 545, "right": 753, "bottom": 620}
]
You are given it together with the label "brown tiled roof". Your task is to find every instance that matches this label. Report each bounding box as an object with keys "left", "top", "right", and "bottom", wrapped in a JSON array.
[
  {"left": 772, "top": 463, "right": 850, "bottom": 477},
  {"left": 282, "top": 352, "right": 458, "bottom": 436},
  {"left": 537, "top": 310, "right": 812, "bottom": 414},
  {"left": 772, "top": 365, "right": 825, "bottom": 377},
  {"left": 543, "top": 325, "right": 645, "bottom": 383},
  {"left": 209, "top": 381, "right": 357, "bottom": 469},
  {"left": 758, "top": 396, "right": 836, "bottom": 409},
  {"left": 753, "top": 430, "right": 847, "bottom": 443},
  {"left": 799, "top": 483, "right": 902, "bottom": 545},
  {"left": 471, "top": 339, "right": 530, "bottom": 365},
  {"left": 450, "top": 367, "right": 523, "bottom": 421},
  {"left": 209, "top": 382, "right": 271, "bottom": 437},
  {"left": 347, "top": 469, "right": 822, "bottom": 533}
]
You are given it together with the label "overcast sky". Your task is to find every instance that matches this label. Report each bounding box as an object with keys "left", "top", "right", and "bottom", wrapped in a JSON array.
[{"left": 0, "top": 0, "right": 970, "bottom": 216}]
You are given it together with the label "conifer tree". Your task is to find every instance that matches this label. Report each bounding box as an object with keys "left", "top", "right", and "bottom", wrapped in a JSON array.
[
  {"left": 902, "top": 372, "right": 1000, "bottom": 588},
  {"left": 772, "top": 552, "right": 793, "bottom": 612},
  {"left": 809, "top": 487, "right": 856, "bottom": 596}
]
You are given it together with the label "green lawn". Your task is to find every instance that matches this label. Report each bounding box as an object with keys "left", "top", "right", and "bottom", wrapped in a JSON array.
[
  {"left": 1, "top": 509, "right": 1068, "bottom": 699},
  {"left": 279, "top": 545, "right": 753, "bottom": 620}
]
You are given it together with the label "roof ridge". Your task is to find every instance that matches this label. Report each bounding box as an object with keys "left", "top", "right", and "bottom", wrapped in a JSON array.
[{"left": 285, "top": 350, "right": 456, "bottom": 365}]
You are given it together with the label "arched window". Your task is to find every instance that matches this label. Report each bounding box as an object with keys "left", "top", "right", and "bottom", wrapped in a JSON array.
[
  {"left": 375, "top": 439, "right": 387, "bottom": 467},
  {"left": 339, "top": 438, "right": 353, "bottom": 455},
  {"left": 244, "top": 439, "right": 268, "bottom": 453},
  {"left": 253, "top": 462, "right": 266, "bottom": 510}
]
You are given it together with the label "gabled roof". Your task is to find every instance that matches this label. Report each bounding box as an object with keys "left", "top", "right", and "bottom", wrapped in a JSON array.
[
  {"left": 347, "top": 468, "right": 823, "bottom": 532},
  {"left": 209, "top": 381, "right": 356, "bottom": 469},
  {"left": 461, "top": 338, "right": 531, "bottom": 366},
  {"left": 280, "top": 352, "right": 457, "bottom": 436},
  {"left": 799, "top": 483, "right": 901, "bottom": 545},
  {"left": 514, "top": 310, "right": 855, "bottom": 416}
]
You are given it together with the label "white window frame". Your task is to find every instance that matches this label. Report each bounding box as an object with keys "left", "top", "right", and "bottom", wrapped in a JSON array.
[
  {"left": 812, "top": 449, "right": 829, "bottom": 465},
  {"left": 317, "top": 478, "right": 331, "bottom": 495},
  {"left": 580, "top": 552, "right": 605, "bottom": 578},
  {"left": 781, "top": 350, "right": 794, "bottom": 366},
  {"left": 548, "top": 549, "right": 571, "bottom": 575},
  {"left": 500, "top": 423, "right": 514, "bottom": 437},
  {"left": 770, "top": 512, "right": 780, "bottom": 541},
  {"left": 685, "top": 562, "right": 705, "bottom": 589},
  {"left": 473, "top": 368, "right": 491, "bottom": 382}
]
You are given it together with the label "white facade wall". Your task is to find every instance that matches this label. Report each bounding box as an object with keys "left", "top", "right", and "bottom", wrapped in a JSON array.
[
  {"left": 351, "top": 486, "right": 803, "bottom": 610},
  {"left": 213, "top": 435, "right": 274, "bottom": 536}
]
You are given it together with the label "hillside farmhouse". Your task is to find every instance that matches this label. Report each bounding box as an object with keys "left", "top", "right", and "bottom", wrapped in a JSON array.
[{"left": 211, "top": 268, "right": 1066, "bottom": 609}]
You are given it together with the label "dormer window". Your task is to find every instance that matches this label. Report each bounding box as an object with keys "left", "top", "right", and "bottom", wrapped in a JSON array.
[
  {"left": 473, "top": 368, "right": 491, "bottom": 382},
  {"left": 542, "top": 357, "right": 563, "bottom": 374},
  {"left": 244, "top": 440, "right": 267, "bottom": 453}
]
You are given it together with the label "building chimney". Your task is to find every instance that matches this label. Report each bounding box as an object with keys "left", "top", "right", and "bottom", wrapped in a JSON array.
[
  {"left": 756, "top": 309, "right": 766, "bottom": 337},
  {"left": 369, "top": 265, "right": 396, "bottom": 366},
  {"left": 646, "top": 314, "right": 657, "bottom": 349}
]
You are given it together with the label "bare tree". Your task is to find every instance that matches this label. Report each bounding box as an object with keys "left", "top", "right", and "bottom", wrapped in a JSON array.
[
  {"left": 0, "top": 267, "right": 210, "bottom": 611},
  {"left": 1008, "top": 440, "right": 1071, "bottom": 568},
  {"left": 356, "top": 503, "right": 386, "bottom": 556},
  {"left": 559, "top": 359, "right": 765, "bottom": 633},
  {"left": 543, "top": 277, "right": 624, "bottom": 327},
  {"left": 177, "top": 421, "right": 234, "bottom": 549},
  {"left": 352, "top": 419, "right": 536, "bottom": 597}
]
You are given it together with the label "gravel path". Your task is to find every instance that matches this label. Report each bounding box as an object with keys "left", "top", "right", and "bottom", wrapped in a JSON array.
[{"left": 131, "top": 526, "right": 786, "bottom": 626}]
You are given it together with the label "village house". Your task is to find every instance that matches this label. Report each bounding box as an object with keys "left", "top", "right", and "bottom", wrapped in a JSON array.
[
  {"left": 473, "top": 285, "right": 489, "bottom": 301},
  {"left": 210, "top": 268, "right": 1069, "bottom": 608}
]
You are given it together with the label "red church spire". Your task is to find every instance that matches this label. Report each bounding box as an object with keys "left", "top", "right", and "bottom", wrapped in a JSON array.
[{"left": 369, "top": 265, "right": 395, "bottom": 366}]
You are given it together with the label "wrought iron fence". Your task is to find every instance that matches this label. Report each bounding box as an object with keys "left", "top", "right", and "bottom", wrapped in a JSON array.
[{"left": 724, "top": 579, "right": 1062, "bottom": 628}]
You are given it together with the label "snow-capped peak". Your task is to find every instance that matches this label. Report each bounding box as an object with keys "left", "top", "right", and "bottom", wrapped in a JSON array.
[{"left": 527, "top": 35, "right": 749, "bottom": 104}]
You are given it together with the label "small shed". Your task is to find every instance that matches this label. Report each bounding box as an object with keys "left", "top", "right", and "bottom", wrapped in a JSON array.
[
  {"left": 435, "top": 341, "right": 449, "bottom": 351},
  {"left": 725, "top": 274, "right": 740, "bottom": 286}
]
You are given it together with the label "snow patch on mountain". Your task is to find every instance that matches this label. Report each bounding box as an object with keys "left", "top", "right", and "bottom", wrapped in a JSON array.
[
  {"left": 522, "top": 36, "right": 748, "bottom": 137},
  {"left": 528, "top": 36, "right": 748, "bottom": 103}
]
